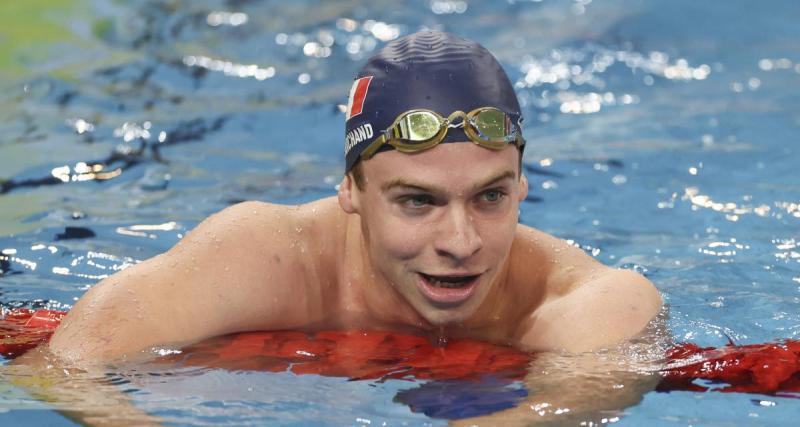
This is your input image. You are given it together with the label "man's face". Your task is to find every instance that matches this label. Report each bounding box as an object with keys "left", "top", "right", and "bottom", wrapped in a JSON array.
[{"left": 343, "top": 142, "right": 528, "bottom": 325}]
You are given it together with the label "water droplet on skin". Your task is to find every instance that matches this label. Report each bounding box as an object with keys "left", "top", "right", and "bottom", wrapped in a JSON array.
[{"left": 436, "top": 327, "right": 448, "bottom": 347}]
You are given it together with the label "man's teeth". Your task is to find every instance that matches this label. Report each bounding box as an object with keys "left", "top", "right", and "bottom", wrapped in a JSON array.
[{"left": 425, "top": 275, "right": 474, "bottom": 288}]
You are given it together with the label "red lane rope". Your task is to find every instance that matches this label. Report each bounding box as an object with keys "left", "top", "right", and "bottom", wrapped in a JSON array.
[
  {"left": 657, "top": 341, "right": 800, "bottom": 394},
  {"left": 0, "top": 309, "right": 66, "bottom": 359},
  {"left": 2, "top": 309, "right": 799, "bottom": 396}
]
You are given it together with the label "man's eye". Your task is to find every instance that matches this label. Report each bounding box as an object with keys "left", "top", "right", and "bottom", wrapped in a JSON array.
[
  {"left": 401, "top": 195, "right": 434, "bottom": 208},
  {"left": 481, "top": 190, "right": 506, "bottom": 203}
]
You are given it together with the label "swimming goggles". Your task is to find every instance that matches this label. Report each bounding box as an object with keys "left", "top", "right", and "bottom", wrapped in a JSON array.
[{"left": 360, "top": 107, "right": 525, "bottom": 159}]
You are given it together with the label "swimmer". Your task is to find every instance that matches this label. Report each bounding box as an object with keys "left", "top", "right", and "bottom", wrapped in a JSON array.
[{"left": 17, "top": 31, "right": 662, "bottom": 425}]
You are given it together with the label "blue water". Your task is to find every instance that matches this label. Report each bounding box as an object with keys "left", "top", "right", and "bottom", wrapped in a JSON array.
[{"left": 1, "top": 0, "right": 799, "bottom": 425}]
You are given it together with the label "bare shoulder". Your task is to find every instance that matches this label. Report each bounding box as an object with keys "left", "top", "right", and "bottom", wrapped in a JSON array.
[
  {"left": 509, "top": 224, "right": 600, "bottom": 296},
  {"left": 178, "top": 197, "right": 343, "bottom": 275},
  {"left": 511, "top": 224, "right": 662, "bottom": 353},
  {"left": 179, "top": 200, "right": 308, "bottom": 269},
  {"left": 48, "top": 198, "right": 342, "bottom": 365}
]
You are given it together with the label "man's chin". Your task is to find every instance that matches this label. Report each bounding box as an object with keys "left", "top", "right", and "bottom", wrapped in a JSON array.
[{"left": 413, "top": 300, "right": 482, "bottom": 327}]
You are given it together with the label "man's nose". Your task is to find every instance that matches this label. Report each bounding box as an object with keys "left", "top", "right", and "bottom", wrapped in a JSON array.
[{"left": 434, "top": 207, "right": 483, "bottom": 261}]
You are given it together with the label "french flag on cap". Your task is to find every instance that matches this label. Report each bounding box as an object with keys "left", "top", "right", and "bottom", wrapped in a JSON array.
[{"left": 346, "top": 76, "right": 373, "bottom": 120}]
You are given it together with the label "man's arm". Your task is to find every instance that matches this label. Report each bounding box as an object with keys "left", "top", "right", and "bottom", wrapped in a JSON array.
[
  {"left": 452, "top": 314, "right": 669, "bottom": 426},
  {"left": 7, "top": 200, "right": 327, "bottom": 426},
  {"left": 453, "top": 227, "right": 664, "bottom": 425},
  {"left": 512, "top": 225, "right": 662, "bottom": 353},
  {"left": 7, "top": 346, "right": 163, "bottom": 426},
  {"left": 521, "top": 267, "right": 662, "bottom": 352},
  {"left": 48, "top": 200, "right": 317, "bottom": 366}
]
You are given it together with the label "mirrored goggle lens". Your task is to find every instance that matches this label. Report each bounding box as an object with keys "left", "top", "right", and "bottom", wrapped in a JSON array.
[
  {"left": 397, "top": 111, "right": 441, "bottom": 142},
  {"left": 472, "top": 109, "right": 515, "bottom": 142}
]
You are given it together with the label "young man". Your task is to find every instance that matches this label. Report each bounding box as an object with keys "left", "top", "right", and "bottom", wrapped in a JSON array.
[{"left": 48, "top": 31, "right": 661, "bottom": 365}]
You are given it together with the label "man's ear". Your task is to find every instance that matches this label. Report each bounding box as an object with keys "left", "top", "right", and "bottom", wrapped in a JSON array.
[
  {"left": 518, "top": 173, "right": 529, "bottom": 202},
  {"left": 338, "top": 174, "right": 360, "bottom": 214}
]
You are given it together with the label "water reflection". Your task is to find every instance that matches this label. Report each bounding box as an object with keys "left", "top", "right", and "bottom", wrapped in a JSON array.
[
  {"left": 1, "top": 116, "right": 226, "bottom": 195},
  {"left": 429, "top": 0, "right": 469, "bottom": 15},
  {"left": 682, "top": 187, "right": 773, "bottom": 220},
  {"left": 182, "top": 55, "right": 277, "bottom": 80},
  {"left": 699, "top": 238, "right": 749, "bottom": 262},
  {"left": 514, "top": 44, "right": 710, "bottom": 116},
  {"left": 758, "top": 58, "right": 795, "bottom": 71},
  {"left": 115, "top": 221, "right": 177, "bottom": 239},
  {"left": 206, "top": 11, "right": 248, "bottom": 27}
]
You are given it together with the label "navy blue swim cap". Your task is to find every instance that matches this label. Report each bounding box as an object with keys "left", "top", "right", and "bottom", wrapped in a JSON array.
[{"left": 344, "top": 31, "right": 523, "bottom": 172}]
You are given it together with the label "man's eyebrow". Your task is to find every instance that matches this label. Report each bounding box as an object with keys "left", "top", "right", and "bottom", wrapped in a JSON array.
[
  {"left": 380, "top": 179, "right": 444, "bottom": 194},
  {"left": 380, "top": 169, "right": 517, "bottom": 193},
  {"left": 474, "top": 170, "right": 517, "bottom": 190}
]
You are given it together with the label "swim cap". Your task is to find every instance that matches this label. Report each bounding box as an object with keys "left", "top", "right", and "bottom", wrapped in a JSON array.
[{"left": 343, "top": 31, "right": 523, "bottom": 172}]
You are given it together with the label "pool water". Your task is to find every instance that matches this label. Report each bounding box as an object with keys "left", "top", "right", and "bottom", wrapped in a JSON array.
[{"left": 1, "top": 0, "right": 799, "bottom": 425}]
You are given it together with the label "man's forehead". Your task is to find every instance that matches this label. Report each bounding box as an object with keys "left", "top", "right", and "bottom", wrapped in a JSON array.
[
  {"left": 362, "top": 143, "right": 520, "bottom": 192},
  {"left": 379, "top": 170, "right": 517, "bottom": 195}
]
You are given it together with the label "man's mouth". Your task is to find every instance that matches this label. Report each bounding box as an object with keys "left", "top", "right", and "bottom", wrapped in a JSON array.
[
  {"left": 416, "top": 272, "right": 482, "bottom": 305},
  {"left": 419, "top": 273, "right": 479, "bottom": 289}
]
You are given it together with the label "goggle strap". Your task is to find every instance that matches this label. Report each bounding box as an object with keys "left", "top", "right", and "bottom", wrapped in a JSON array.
[{"left": 361, "top": 135, "right": 386, "bottom": 159}]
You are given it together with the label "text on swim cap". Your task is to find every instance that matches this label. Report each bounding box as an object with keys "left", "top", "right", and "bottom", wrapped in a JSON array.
[{"left": 345, "top": 123, "right": 374, "bottom": 154}]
